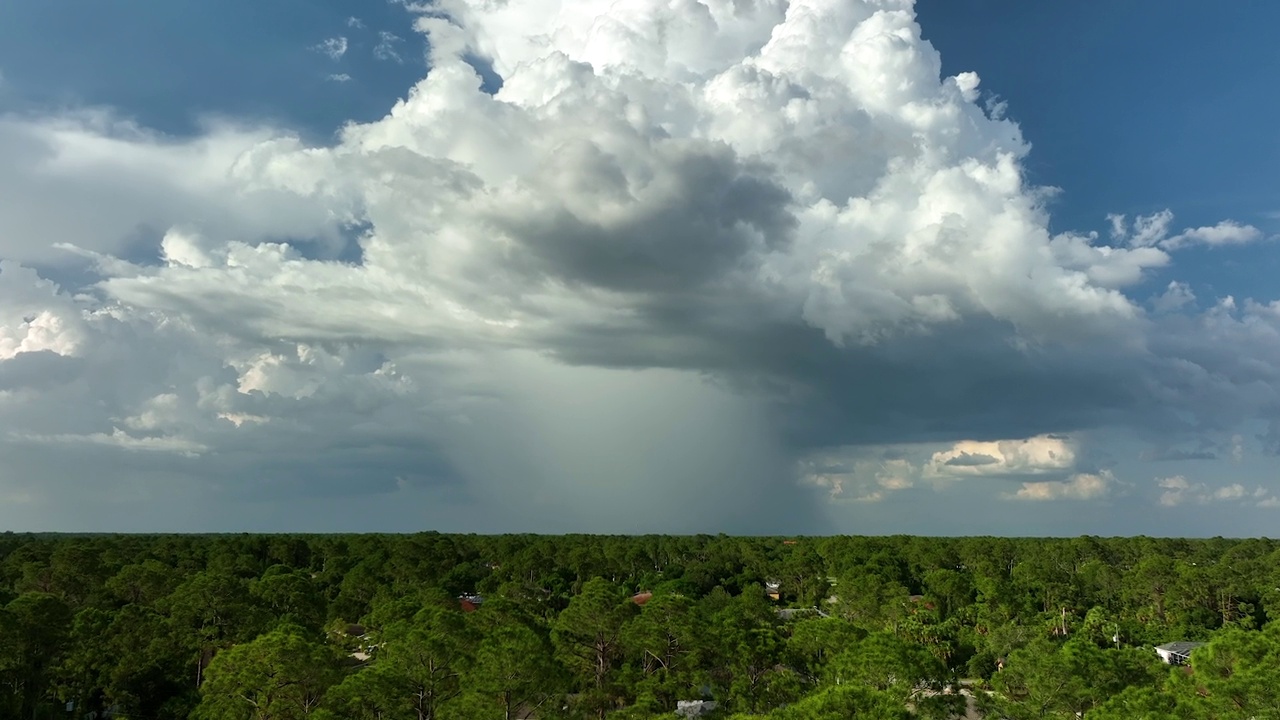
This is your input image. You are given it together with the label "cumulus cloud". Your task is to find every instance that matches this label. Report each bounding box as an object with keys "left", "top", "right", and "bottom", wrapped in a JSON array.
[
  {"left": 926, "top": 435, "right": 1076, "bottom": 478},
  {"left": 1151, "top": 281, "right": 1196, "bottom": 314},
  {"left": 799, "top": 454, "right": 917, "bottom": 503},
  {"left": 0, "top": 262, "right": 88, "bottom": 360},
  {"left": 0, "top": 113, "right": 358, "bottom": 264},
  {"left": 1009, "top": 471, "right": 1113, "bottom": 501},
  {"left": 1156, "top": 475, "right": 1273, "bottom": 508},
  {"left": 3, "top": 0, "right": 1280, "bottom": 531},
  {"left": 1165, "top": 221, "right": 1265, "bottom": 250}
]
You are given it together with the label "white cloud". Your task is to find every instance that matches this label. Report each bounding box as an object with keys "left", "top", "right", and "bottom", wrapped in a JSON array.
[
  {"left": 1110, "top": 210, "right": 1263, "bottom": 251},
  {"left": 374, "top": 31, "right": 402, "bottom": 62},
  {"left": 1156, "top": 474, "right": 1192, "bottom": 506},
  {"left": 800, "top": 456, "right": 917, "bottom": 503},
  {"left": 1151, "top": 281, "right": 1196, "bottom": 313},
  {"left": 0, "top": 262, "right": 88, "bottom": 360},
  {"left": 1165, "top": 221, "right": 1264, "bottom": 250},
  {"left": 1156, "top": 475, "right": 1272, "bottom": 507},
  {"left": 1212, "top": 483, "right": 1247, "bottom": 500},
  {"left": 0, "top": 113, "right": 358, "bottom": 264},
  {"left": 1010, "top": 470, "right": 1112, "bottom": 501},
  {"left": 313, "top": 36, "right": 348, "bottom": 61},
  {"left": 327, "top": 73, "right": 353, "bottom": 83},
  {"left": 11, "top": 428, "right": 207, "bottom": 456},
  {"left": 926, "top": 435, "right": 1076, "bottom": 478}
]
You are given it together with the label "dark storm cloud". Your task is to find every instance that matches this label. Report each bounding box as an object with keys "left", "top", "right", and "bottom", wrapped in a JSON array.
[{"left": 495, "top": 141, "right": 796, "bottom": 293}]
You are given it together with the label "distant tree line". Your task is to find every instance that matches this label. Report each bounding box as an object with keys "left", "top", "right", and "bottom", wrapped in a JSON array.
[{"left": 3, "top": 533, "right": 1280, "bottom": 719}]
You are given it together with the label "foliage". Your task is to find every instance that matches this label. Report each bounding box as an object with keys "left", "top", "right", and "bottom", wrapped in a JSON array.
[{"left": 5, "top": 533, "right": 1280, "bottom": 718}]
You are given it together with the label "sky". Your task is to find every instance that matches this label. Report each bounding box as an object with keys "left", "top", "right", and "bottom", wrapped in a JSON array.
[{"left": 1, "top": 0, "right": 1279, "bottom": 536}]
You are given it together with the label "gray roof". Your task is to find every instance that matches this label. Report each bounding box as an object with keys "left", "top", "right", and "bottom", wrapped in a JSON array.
[
  {"left": 1156, "top": 641, "right": 1205, "bottom": 655},
  {"left": 777, "top": 607, "right": 827, "bottom": 621}
]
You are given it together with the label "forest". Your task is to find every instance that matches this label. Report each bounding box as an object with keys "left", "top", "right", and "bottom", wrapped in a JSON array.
[{"left": 3, "top": 533, "right": 1280, "bottom": 720}]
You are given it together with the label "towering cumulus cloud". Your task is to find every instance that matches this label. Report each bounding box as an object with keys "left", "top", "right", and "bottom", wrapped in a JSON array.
[{"left": 0, "top": 0, "right": 1275, "bottom": 532}]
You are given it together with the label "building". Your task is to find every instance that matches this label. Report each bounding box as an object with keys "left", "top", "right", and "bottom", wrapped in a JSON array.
[
  {"left": 764, "top": 581, "right": 781, "bottom": 601},
  {"left": 675, "top": 700, "right": 718, "bottom": 718},
  {"left": 1155, "top": 641, "right": 1205, "bottom": 665},
  {"left": 777, "top": 607, "right": 829, "bottom": 621}
]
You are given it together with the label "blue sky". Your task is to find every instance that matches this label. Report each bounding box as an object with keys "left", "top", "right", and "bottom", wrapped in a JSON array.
[
  {"left": 1, "top": 0, "right": 1279, "bottom": 535},
  {"left": 0, "top": 0, "right": 427, "bottom": 140},
  {"left": 918, "top": 0, "right": 1280, "bottom": 302}
]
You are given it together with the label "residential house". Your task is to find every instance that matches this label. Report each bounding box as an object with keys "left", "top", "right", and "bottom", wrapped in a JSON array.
[
  {"left": 1155, "top": 641, "right": 1205, "bottom": 665},
  {"left": 765, "top": 581, "right": 781, "bottom": 601},
  {"left": 675, "top": 700, "right": 718, "bottom": 718}
]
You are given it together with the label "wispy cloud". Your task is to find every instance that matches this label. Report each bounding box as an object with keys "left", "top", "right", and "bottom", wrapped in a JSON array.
[
  {"left": 1111, "top": 210, "right": 1265, "bottom": 251},
  {"left": 313, "top": 36, "right": 348, "bottom": 61},
  {"left": 373, "top": 31, "right": 402, "bottom": 62},
  {"left": 10, "top": 428, "right": 207, "bottom": 456},
  {"left": 800, "top": 457, "right": 916, "bottom": 504}
]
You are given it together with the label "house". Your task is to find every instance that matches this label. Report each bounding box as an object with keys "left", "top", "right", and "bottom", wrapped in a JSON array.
[
  {"left": 333, "top": 623, "right": 377, "bottom": 664},
  {"left": 777, "top": 607, "right": 829, "bottom": 621},
  {"left": 907, "top": 595, "right": 936, "bottom": 611},
  {"left": 631, "top": 591, "right": 653, "bottom": 606},
  {"left": 459, "top": 594, "right": 485, "bottom": 612},
  {"left": 675, "top": 700, "right": 718, "bottom": 718},
  {"left": 1155, "top": 641, "right": 1205, "bottom": 665},
  {"left": 765, "top": 581, "right": 781, "bottom": 601}
]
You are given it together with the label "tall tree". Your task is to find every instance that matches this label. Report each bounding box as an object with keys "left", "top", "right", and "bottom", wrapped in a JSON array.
[
  {"left": 463, "top": 620, "right": 562, "bottom": 720},
  {"left": 623, "top": 591, "right": 704, "bottom": 710},
  {"left": 1, "top": 592, "right": 73, "bottom": 720},
  {"left": 553, "top": 577, "right": 636, "bottom": 718},
  {"left": 194, "top": 624, "right": 340, "bottom": 720},
  {"left": 378, "top": 605, "right": 474, "bottom": 720},
  {"left": 164, "top": 570, "right": 266, "bottom": 687}
]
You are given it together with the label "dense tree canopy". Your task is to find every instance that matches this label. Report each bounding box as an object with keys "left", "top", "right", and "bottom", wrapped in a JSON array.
[{"left": 3, "top": 532, "right": 1280, "bottom": 718}]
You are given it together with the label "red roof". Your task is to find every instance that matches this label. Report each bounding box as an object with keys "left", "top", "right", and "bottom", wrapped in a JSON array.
[{"left": 632, "top": 591, "right": 653, "bottom": 606}]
